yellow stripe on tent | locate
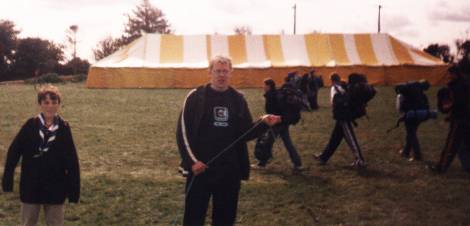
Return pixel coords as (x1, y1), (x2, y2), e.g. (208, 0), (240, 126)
(389, 37), (414, 64)
(354, 34), (379, 65)
(328, 34), (350, 65)
(160, 35), (183, 64)
(305, 34), (332, 66)
(228, 35), (247, 65)
(263, 35), (284, 66)
(206, 35), (212, 62)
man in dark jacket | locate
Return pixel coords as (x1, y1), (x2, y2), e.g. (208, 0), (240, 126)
(252, 78), (303, 170)
(430, 65), (470, 173)
(176, 55), (281, 226)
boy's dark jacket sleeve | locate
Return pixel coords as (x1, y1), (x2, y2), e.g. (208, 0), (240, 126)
(63, 123), (80, 203)
(2, 119), (31, 192)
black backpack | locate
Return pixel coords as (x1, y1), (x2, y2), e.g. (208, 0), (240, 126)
(278, 83), (303, 124)
(396, 81), (430, 113)
(333, 74), (376, 121)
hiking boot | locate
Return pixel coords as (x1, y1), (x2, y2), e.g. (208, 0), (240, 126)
(398, 149), (410, 159)
(351, 159), (367, 168)
(427, 163), (444, 174)
(408, 156), (422, 162)
(293, 165), (305, 172)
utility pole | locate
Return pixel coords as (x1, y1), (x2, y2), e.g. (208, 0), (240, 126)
(378, 5), (382, 33)
(293, 4), (297, 35)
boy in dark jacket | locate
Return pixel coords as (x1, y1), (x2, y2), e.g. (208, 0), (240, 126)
(252, 78), (303, 171)
(314, 73), (366, 167)
(176, 56), (280, 226)
(2, 84), (80, 226)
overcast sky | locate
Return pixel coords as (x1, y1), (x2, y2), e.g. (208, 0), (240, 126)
(1, 0), (469, 63)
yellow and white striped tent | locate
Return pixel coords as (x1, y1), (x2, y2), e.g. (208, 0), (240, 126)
(86, 33), (448, 88)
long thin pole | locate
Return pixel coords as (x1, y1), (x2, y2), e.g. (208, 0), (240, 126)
(378, 5), (382, 33)
(293, 4), (297, 34)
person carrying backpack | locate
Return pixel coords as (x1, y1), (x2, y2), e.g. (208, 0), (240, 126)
(252, 78), (303, 171)
(314, 73), (375, 168)
(429, 65), (470, 173)
(395, 80), (432, 161)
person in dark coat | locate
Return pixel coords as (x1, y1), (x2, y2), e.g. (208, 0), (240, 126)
(176, 55), (281, 226)
(429, 65), (470, 173)
(251, 78), (303, 171)
(2, 84), (80, 226)
(314, 73), (366, 168)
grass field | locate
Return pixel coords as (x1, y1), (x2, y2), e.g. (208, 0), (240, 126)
(0, 83), (469, 226)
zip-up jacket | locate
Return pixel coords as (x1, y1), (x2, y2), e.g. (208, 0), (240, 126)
(176, 84), (268, 180)
(2, 116), (80, 204)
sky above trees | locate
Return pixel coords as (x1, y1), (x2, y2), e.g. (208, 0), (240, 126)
(1, 0), (469, 62)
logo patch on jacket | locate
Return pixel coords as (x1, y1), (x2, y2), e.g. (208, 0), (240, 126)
(213, 106), (229, 127)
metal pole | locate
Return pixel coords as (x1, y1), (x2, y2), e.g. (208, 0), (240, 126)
(293, 4), (297, 34)
(378, 5), (382, 33)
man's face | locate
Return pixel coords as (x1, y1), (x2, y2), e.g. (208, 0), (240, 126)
(210, 62), (232, 91)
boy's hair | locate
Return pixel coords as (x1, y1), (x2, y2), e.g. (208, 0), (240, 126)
(209, 55), (232, 72)
(330, 73), (340, 83)
(37, 84), (61, 104)
(263, 78), (276, 90)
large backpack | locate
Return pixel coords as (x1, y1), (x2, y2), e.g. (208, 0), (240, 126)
(348, 74), (376, 119)
(333, 74), (376, 121)
(278, 83), (303, 124)
(396, 81), (430, 113)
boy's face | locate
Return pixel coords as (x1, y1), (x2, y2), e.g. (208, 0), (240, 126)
(39, 94), (60, 118)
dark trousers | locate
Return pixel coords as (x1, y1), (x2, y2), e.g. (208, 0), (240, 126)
(307, 92), (319, 110)
(318, 120), (364, 163)
(255, 124), (302, 167)
(183, 171), (241, 226)
(402, 120), (421, 158)
(437, 120), (470, 172)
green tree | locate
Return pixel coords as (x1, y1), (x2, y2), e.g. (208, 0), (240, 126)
(423, 43), (453, 63)
(0, 20), (20, 80)
(234, 25), (252, 35)
(455, 39), (470, 74)
(92, 0), (172, 61)
(120, 0), (172, 45)
(93, 36), (121, 61)
(12, 38), (64, 79)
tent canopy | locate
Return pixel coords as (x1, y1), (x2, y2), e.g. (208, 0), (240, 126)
(87, 33), (447, 88)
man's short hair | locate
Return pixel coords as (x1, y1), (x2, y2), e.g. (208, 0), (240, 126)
(37, 84), (61, 104)
(209, 55), (232, 72)
(330, 73), (341, 83)
(263, 78), (276, 90)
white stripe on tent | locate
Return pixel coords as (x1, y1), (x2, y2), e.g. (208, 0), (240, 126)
(280, 35), (310, 66)
(143, 34), (161, 67)
(183, 35), (208, 68)
(343, 34), (362, 65)
(245, 35), (270, 68)
(210, 35), (229, 58)
(370, 34), (398, 66)
(408, 50), (437, 65)
(118, 36), (146, 67)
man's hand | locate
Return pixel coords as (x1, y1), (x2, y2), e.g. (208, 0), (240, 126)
(191, 161), (208, 176)
(261, 114), (282, 127)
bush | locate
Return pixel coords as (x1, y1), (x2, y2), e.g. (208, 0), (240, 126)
(70, 73), (87, 83)
(25, 73), (63, 84)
